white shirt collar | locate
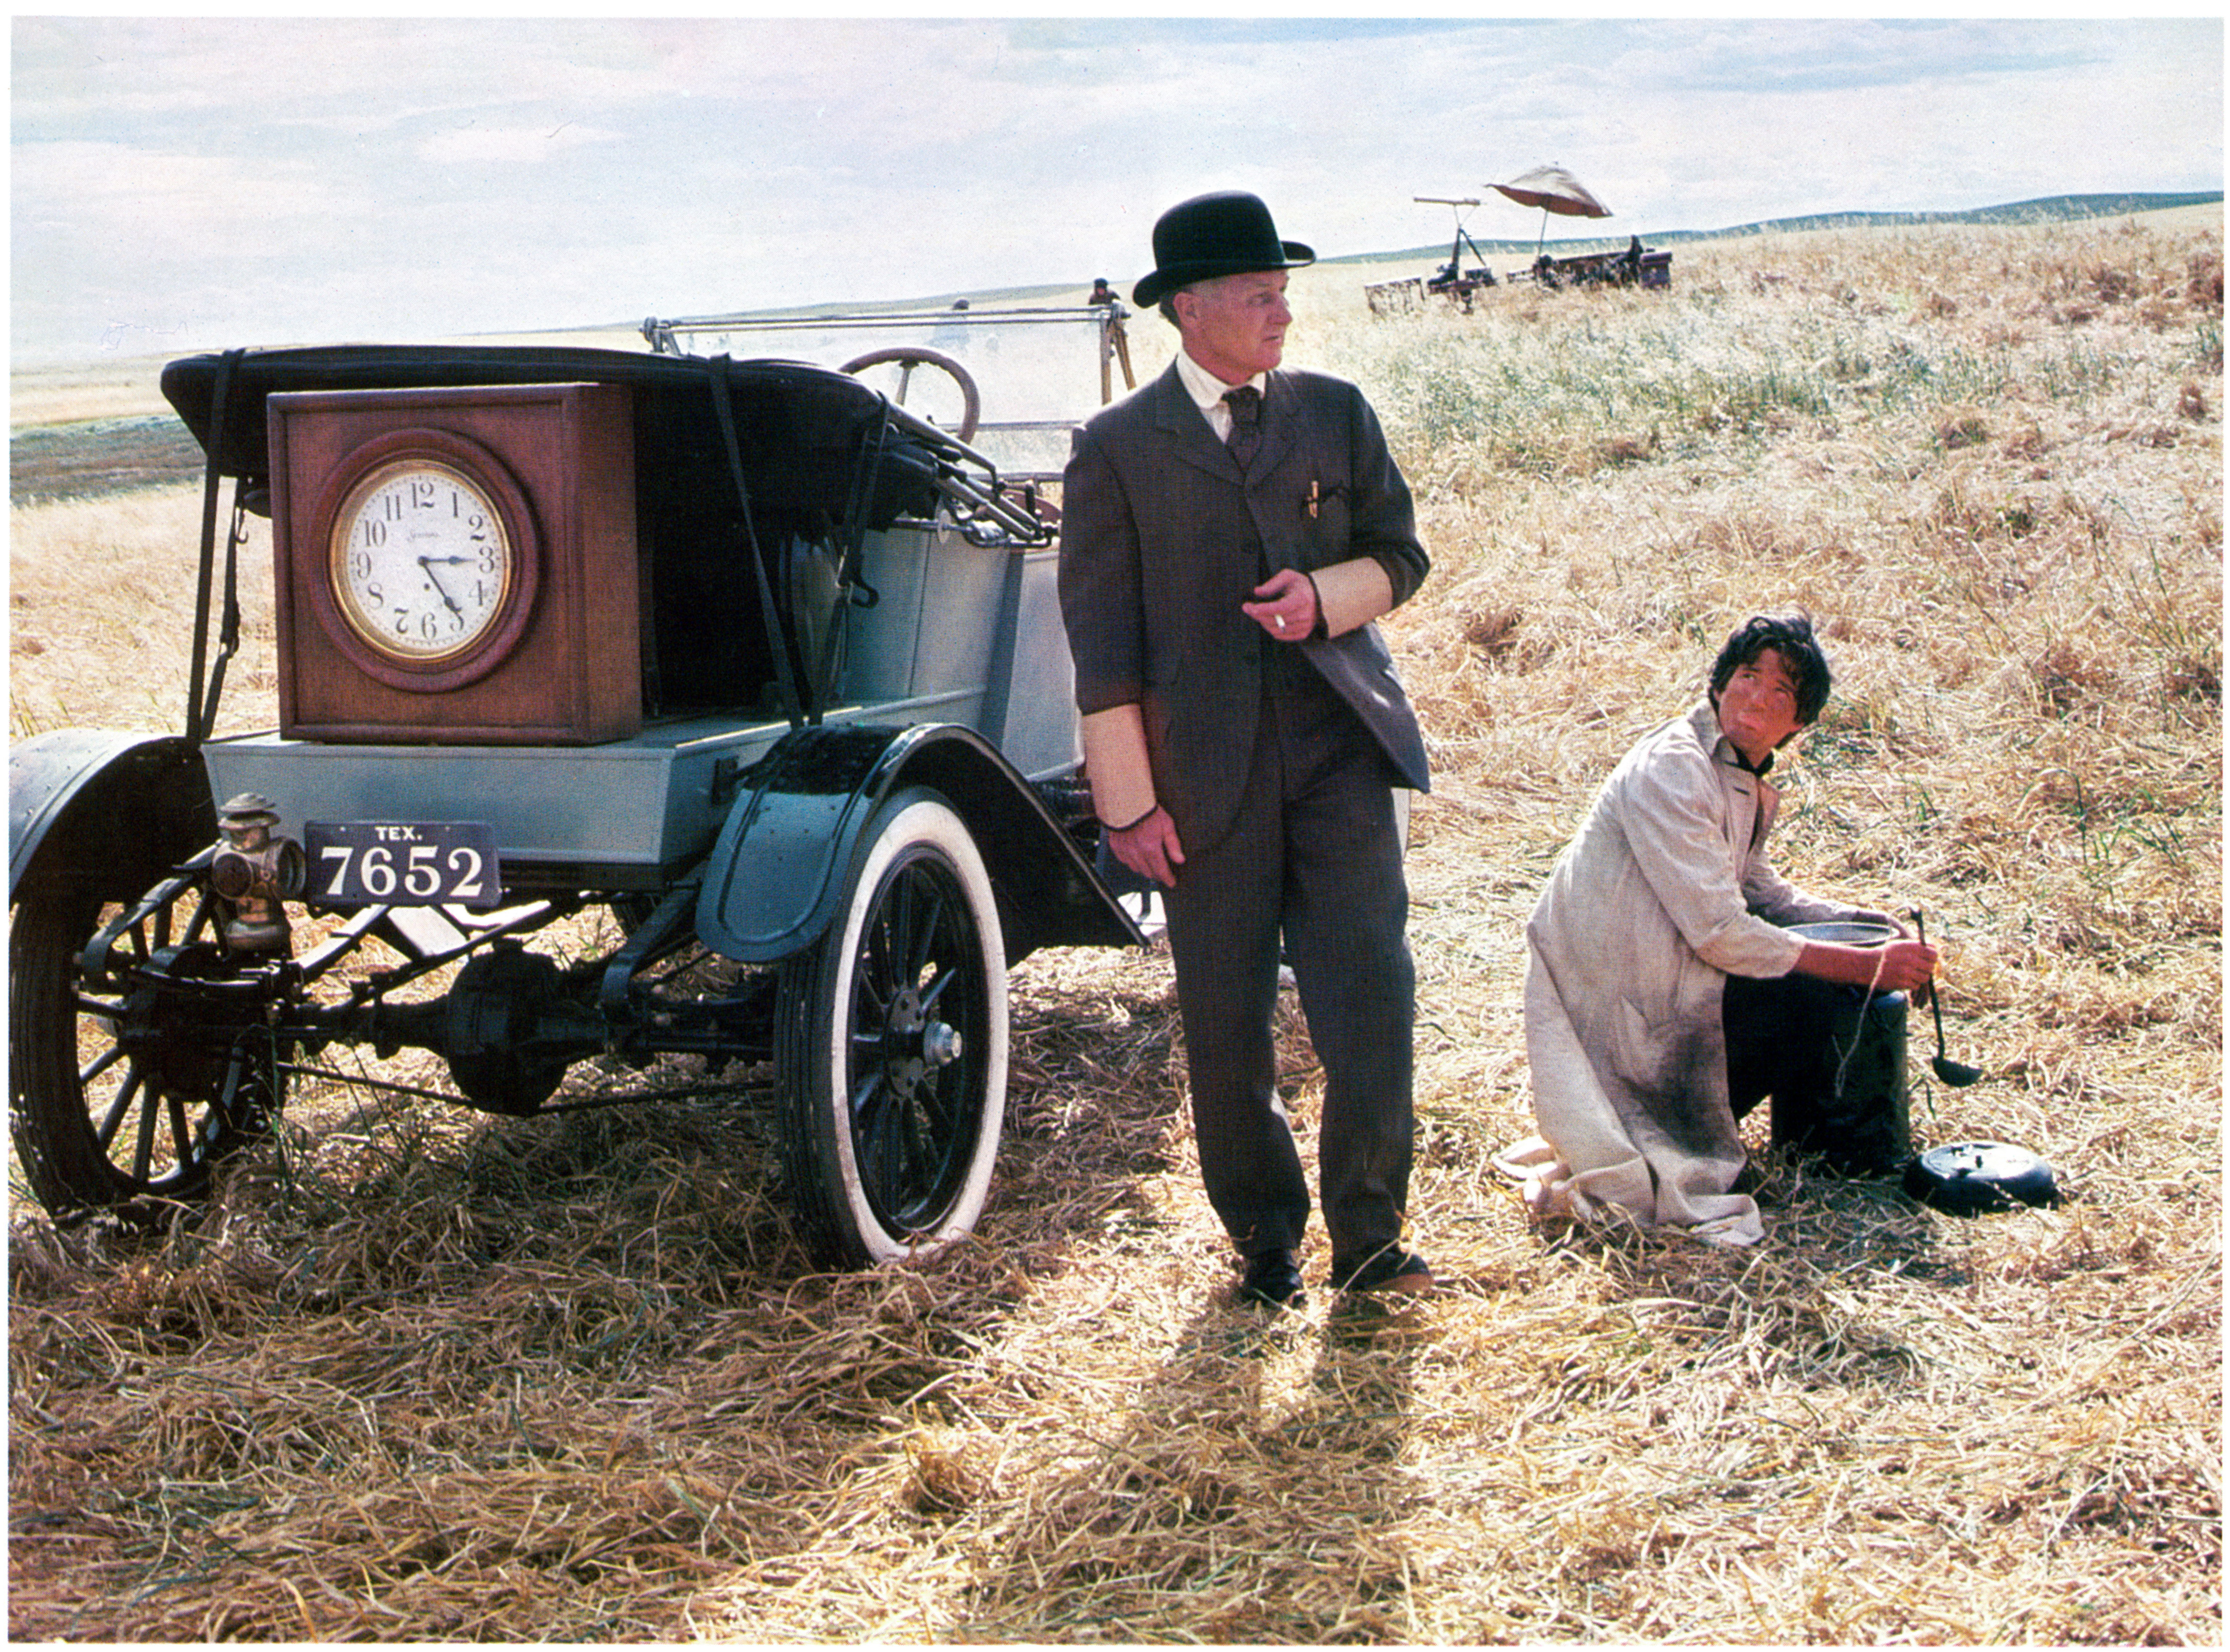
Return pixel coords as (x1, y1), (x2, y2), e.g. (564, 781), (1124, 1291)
(1175, 348), (1267, 427)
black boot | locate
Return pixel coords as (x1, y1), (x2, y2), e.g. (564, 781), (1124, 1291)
(1772, 988), (1912, 1177)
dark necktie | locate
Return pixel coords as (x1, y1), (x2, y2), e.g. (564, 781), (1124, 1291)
(1222, 384), (1262, 471)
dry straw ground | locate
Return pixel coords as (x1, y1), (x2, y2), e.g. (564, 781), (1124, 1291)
(10, 211), (2222, 1642)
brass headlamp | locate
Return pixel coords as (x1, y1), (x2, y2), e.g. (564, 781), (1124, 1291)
(210, 792), (306, 954)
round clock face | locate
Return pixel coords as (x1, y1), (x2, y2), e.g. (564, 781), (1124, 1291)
(328, 458), (516, 665)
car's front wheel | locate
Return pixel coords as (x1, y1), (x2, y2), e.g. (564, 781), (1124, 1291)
(775, 788), (1007, 1267)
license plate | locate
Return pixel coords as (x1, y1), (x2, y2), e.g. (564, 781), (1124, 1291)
(304, 821), (503, 909)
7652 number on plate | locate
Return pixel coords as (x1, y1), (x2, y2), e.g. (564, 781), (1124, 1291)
(304, 821), (503, 908)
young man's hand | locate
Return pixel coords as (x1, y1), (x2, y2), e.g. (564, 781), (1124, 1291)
(1798, 937), (1937, 995)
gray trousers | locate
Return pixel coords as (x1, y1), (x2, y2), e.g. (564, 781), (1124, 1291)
(1162, 651), (1416, 1266)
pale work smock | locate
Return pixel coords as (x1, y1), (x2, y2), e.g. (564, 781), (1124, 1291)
(1498, 702), (1864, 1245)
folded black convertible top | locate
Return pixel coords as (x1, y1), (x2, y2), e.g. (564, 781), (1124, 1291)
(160, 344), (942, 527)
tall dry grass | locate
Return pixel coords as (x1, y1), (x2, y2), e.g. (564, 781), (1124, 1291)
(9, 212), (2221, 1643)
(10, 487), (278, 738)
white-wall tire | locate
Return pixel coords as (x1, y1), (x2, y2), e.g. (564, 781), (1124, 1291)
(775, 788), (1007, 1267)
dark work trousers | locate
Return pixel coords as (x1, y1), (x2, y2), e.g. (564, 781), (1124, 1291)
(1162, 641), (1416, 1266)
(1723, 971), (1910, 1173)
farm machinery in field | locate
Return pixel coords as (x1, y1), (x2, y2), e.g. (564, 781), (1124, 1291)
(1365, 176), (1671, 316)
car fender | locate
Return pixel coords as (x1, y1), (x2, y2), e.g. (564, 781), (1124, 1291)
(694, 723), (1140, 966)
(9, 730), (217, 905)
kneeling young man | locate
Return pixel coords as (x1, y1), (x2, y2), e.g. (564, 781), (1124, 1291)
(1505, 613), (1936, 1245)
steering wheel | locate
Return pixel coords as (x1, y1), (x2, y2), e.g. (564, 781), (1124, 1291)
(840, 346), (981, 442)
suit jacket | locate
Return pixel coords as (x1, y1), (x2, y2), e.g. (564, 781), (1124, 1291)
(1057, 360), (1430, 853)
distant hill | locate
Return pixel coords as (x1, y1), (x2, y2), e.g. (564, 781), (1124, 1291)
(17, 191), (2219, 425)
(1340, 190), (2225, 266)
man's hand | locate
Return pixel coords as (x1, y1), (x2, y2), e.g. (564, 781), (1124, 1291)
(1871, 939), (1938, 995)
(1108, 806), (1186, 888)
(1242, 568), (1317, 640)
(1837, 911), (1934, 1002)
(1798, 937), (1937, 995)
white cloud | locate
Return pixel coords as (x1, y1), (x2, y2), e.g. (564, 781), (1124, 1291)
(415, 122), (624, 167)
(15, 139), (339, 223)
(10, 16), (2220, 364)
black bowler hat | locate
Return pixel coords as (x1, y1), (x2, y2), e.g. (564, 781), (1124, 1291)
(1131, 190), (1315, 308)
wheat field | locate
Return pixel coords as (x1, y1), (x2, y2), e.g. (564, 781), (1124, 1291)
(8, 211), (2221, 1642)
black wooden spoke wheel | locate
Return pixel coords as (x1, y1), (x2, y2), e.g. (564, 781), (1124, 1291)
(10, 879), (281, 1220)
(777, 789), (1007, 1266)
(839, 347), (981, 442)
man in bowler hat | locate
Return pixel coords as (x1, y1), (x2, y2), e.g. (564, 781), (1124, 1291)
(1057, 190), (1434, 1307)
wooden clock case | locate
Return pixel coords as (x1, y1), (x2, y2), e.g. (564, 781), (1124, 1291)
(269, 382), (641, 743)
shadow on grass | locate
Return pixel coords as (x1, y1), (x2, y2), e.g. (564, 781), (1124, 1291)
(6, 968), (1206, 1640)
(951, 1291), (1424, 1641)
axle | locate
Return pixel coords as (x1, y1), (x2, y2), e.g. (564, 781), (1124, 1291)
(84, 824), (779, 1119)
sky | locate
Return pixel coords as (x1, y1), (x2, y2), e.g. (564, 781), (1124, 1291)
(11, 15), (2223, 366)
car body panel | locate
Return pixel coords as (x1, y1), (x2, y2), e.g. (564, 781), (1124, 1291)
(9, 729), (215, 901)
(696, 722), (1132, 966)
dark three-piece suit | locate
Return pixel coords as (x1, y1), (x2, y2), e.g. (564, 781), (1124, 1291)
(1057, 358), (1430, 1271)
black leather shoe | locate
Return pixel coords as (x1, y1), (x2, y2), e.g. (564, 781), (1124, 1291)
(1331, 1247), (1434, 1296)
(1236, 1248), (1306, 1309)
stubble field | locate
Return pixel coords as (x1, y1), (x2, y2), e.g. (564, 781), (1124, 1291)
(9, 210), (2222, 1641)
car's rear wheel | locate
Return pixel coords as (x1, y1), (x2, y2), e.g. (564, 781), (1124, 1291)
(10, 878), (281, 1220)
(775, 789), (1006, 1267)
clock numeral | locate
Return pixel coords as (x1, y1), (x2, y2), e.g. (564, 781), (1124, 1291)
(333, 461), (510, 660)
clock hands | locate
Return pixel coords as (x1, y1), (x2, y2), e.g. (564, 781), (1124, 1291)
(417, 555), (468, 620)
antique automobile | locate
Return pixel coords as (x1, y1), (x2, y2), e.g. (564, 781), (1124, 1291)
(8, 299), (1148, 1267)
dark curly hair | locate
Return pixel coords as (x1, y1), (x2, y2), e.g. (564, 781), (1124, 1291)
(1708, 612), (1833, 726)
